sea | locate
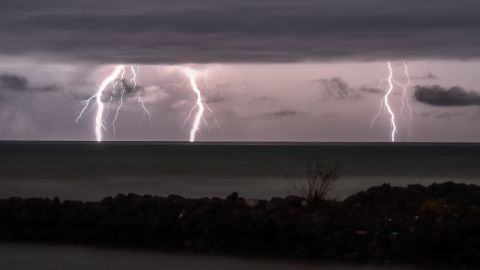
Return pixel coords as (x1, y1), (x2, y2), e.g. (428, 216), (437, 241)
(0, 141), (479, 200)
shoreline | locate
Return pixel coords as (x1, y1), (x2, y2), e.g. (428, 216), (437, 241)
(1, 182), (480, 267)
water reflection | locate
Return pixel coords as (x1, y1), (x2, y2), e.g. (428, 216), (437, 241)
(0, 243), (430, 270)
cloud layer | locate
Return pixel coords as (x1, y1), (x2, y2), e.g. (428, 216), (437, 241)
(0, 74), (29, 91)
(414, 85), (480, 106)
(0, 73), (58, 92)
(1, 0), (480, 63)
(313, 77), (363, 101)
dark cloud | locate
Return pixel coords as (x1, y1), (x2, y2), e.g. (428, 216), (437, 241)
(251, 96), (273, 103)
(256, 110), (298, 118)
(0, 74), (28, 91)
(205, 94), (227, 104)
(434, 111), (467, 119)
(96, 79), (144, 102)
(0, 73), (59, 92)
(414, 85), (480, 106)
(269, 110), (297, 117)
(40, 85), (59, 91)
(416, 110), (467, 119)
(417, 111), (433, 118)
(206, 96), (226, 104)
(0, 0), (480, 63)
(359, 87), (384, 96)
(411, 72), (438, 81)
(313, 77), (363, 101)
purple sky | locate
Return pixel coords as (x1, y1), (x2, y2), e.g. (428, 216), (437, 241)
(1, 60), (480, 142)
(1, 0), (480, 142)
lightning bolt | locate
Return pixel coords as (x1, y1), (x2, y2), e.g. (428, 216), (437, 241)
(76, 65), (151, 142)
(370, 61), (415, 142)
(129, 65), (152, 120)
(94, 65), (125, 142)
(370, 61), (397, 142)
(112, 66), (127, 136)
(393, 62), (413, 134)
(75, 95), (95, 124)
(370, 98), (384, 131)
(184, 68), (205, 142)
(384, 62), (397, 142)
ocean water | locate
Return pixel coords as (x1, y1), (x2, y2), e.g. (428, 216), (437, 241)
(1, 142), (479, 200)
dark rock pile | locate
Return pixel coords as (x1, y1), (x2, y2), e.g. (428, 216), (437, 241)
(1, 182), (480, 267)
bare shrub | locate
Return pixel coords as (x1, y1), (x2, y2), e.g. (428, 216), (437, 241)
(288, 160), (343, 205)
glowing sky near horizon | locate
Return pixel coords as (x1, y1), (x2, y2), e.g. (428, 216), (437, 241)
(1, 57), (480, 142)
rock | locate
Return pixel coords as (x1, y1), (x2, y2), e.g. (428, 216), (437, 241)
(266, 197), (284, 212)
(0, 182), (480, 267)
(312, 212), (330, 226)
(226, 192), (239, 202)
(344, 252), (364, 261)
(285, 196), (303, 207)
(167, 194), (185, 202)
(245, 199), (259, 208)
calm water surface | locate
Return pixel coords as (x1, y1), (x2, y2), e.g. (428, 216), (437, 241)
(0, 243), (430, 270)
(0, 142), (479, 200)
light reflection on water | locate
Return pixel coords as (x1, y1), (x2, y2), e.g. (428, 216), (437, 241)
(0, 243), (424, 270)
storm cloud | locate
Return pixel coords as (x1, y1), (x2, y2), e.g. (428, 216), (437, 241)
(313, 77), (363, 101)
(414, 85), (480, 106)
(0, 74), (29, 91)
(359, 87), (384, 96)
(434, 111), (467, 120)
(254, 110), (298, 119)
(411, 72), (438, 81)
(100, 79), (144, 102)
(0, 73), (58, 92)
(1, 0), (480, 63)
(266, 110), (297, 117)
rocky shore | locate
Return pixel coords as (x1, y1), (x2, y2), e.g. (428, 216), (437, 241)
(1, 182), (480, 267)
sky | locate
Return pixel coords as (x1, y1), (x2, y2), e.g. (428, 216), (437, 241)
(1, 0), (480, 142)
